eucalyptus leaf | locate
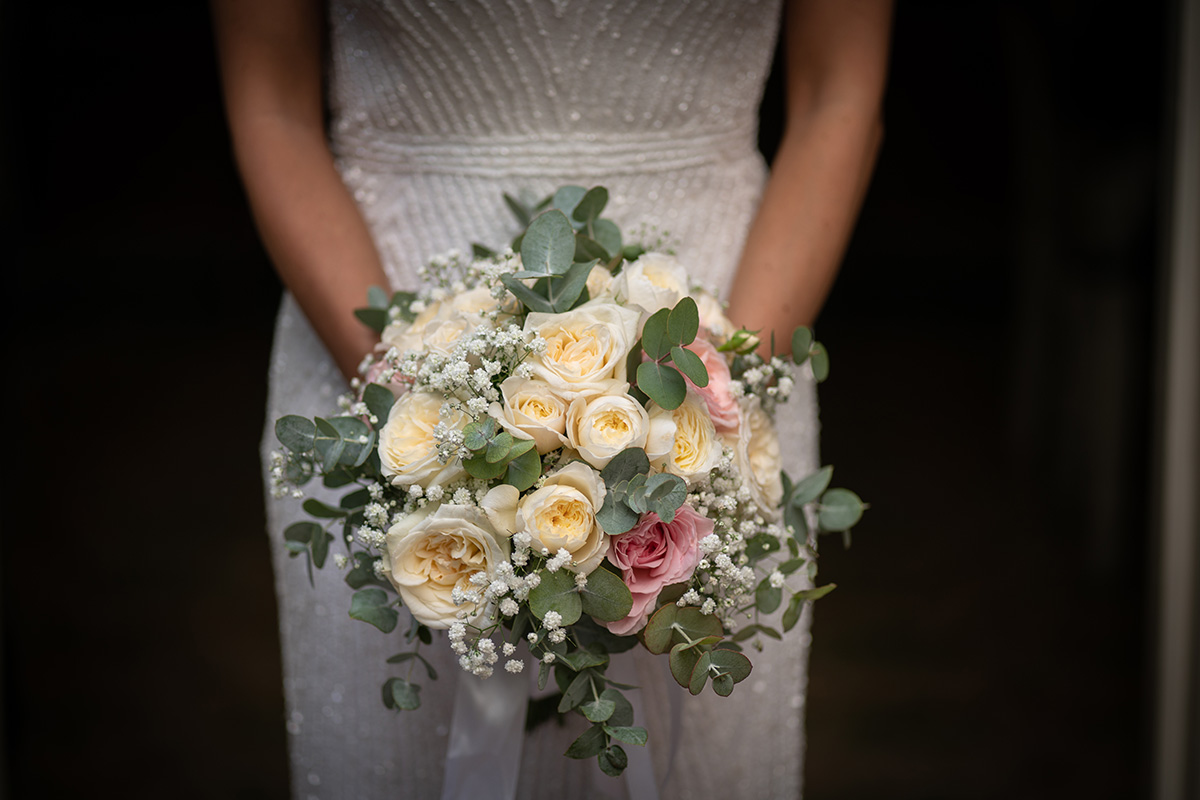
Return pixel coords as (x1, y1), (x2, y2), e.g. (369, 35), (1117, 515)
(784, 503), (810, 542)
(791, 327), (813, 363)
(598, 745), (628, 777)
(486, 431), (516, 463)
(600, 688), (635, 727)
(548, 258), (597, 312)
(339, 487), (372, 510)
(669, 641), (703, 689)
(666, 296), (699, 346)
(501, 274), (554, 313)
(818, 488), (864, 531)
(637, 362), (686, 410)
(572, 186), (608, 224)
(367, 285), (389, 309)
(284, 521), (320, 547)
(782, 593), (805, 633)
(579, 565), (634, 622)
(464, 453), (508, 481)
(553, 649), (608, 672)
(810, 342), (830, 382)
(575, 235), (610, 263)
(730, 624), (782, 643)
(528, 568), (582, 626)
(504, 447), (542, 492)
(708, 648), (753, 684)
(564, 724), (607, 759)
(363, 383), (396, 424)
(600, 448), (650, 485)
(462, 418), (495, 452)
(596, 494), (640, 536)
(793, 583), (837, 602)
(302, 498), (347, 519)
(643, 473), (687, 523)
(386, 677), (422, 711)
(790, 466), (833, 507)
(670, 345), (709, 387)
(390, 291), (419, 322)
(640, 308), (672, 359)
(551, 186), (588, 224)
(349, 588), (399, 633)
(354, 307), (389, 333)
(276, 416), (316, 453)
(755, 579), (783, 615)
(603, 726), (648, 747)
(711, 673), (735, 697)
(592, 219), (622, 258)
(310, 528), (334, 568)
(345, 552), (389, 590)
(582, 697), (616, 723)
(688, 651), (712, 695)
(472, 242), (497, 259)
(558, 670), (594, 713)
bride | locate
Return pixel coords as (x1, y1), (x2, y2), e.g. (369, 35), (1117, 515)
(213, 1), (890, 797)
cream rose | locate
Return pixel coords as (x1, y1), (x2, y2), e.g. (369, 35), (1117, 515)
(612, 252), (690, 315)
(380, 300), (444, 355)
(382, 504), (509, 629)
(694, 290), (736, 343)
(483, 462), (609, 573)
(378, 391), (468, 488)
(491, 376), (570, 454)
(651, 391), (722, 483)
(725, 395), (784, 517)
(586, 264), (615, 300)
(525, 301), (641, 398)
(566, 390), (651, 469)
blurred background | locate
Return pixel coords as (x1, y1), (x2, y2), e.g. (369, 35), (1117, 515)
(2, 1), (1196, 798)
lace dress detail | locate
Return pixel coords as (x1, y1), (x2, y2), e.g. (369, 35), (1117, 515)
(262, 2), (819, 797)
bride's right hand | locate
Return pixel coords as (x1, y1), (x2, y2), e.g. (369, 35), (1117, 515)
(211, 0), (390, 383)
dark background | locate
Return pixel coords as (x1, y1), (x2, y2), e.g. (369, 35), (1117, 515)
(2, 1), (1176, 797)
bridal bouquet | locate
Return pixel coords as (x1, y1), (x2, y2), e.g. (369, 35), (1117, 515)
(269, 186), (864, 777)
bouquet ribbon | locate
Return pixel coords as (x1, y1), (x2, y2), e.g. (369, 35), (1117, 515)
(440, 655), (664, 800)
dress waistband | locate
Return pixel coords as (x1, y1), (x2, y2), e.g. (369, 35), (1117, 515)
(331, 122), (759, 178)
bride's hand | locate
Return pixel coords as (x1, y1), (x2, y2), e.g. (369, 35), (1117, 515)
(212, 0), (389, 382)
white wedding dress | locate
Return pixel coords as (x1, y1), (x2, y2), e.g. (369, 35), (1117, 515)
(262, 1), (819, 797)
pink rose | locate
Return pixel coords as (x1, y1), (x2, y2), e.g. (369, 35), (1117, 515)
(363, 359), (411, 402)
(684, 338), (739, 434)
(603, 505), (711, 636)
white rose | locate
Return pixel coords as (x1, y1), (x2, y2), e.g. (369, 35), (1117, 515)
(492, 376), (570, 454)
(381, 300), (444, 355)
(383, 504), (509, 629)
(566, 389), (651, 469)
(421, 309), (477, 357)
(485, 462), (609, 573)
(694, 290), (736, 343)
(378, 391), (468, 488)
(612, 252), (690, 315)
(449, 285), (500, 317)
(586, 264), (615, 300)
(652, 391), (722, 483)
(725, 395), (784, 517)
(525, 301), (641, 399)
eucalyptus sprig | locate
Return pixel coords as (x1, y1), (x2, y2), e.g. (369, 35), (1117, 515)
(627, 296), (709, 410)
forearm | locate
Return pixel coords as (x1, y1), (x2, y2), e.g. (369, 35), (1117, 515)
(727, 101), (882, 354)
(232, 114), (388, 382)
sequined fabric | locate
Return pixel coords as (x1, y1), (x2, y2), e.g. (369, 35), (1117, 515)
(263, 2), (818, 797)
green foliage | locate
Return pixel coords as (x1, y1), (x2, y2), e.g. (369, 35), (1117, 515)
(604, 726), (647, 746)
(578, 566), (634, 622)
(528, 568), (582, 626)
(349, 588), (399, 634)
(521, 209), (576, 277)
(818, 488), (864, 531)
(565, 725), (608, 759)
(788, 466), (833, 507)
(642, 604), (724, 655)
(302, 498), (346, 519)
(381, 677), (421, 711)
(808, 342), (830, 382)
(630, 298), (709, 409)
(754, 578), (783, 615)
(314, 416), (374, 471)
(461, 417), (542, 489)
(276, 416), (316, 453)
(791, 326), (814, 362)
(598, 745), (628, 777)
(731, 624), (782, 643)
(345, 552), (390, 590)
(363, 383), (396, 424)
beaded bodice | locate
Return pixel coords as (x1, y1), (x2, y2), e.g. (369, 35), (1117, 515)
(326, 0), (785, 292)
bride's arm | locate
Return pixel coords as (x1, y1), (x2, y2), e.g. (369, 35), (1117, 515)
(726, 0), (893, 353)
(212, 0), (388, 382)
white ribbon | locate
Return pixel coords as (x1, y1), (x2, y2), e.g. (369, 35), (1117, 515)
(440, 666), (528, 800)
